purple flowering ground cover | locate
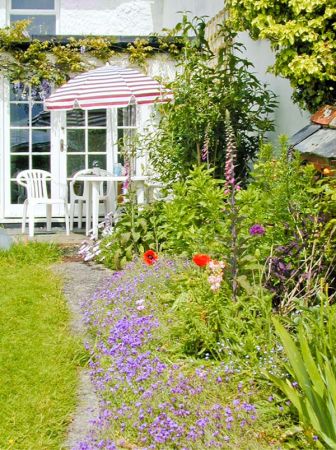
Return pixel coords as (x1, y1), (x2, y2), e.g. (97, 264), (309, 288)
(75, 258), (281, 449)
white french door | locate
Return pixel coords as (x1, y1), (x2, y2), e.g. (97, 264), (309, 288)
(3, 80), (139, 220)
(4, 81), (54, 218)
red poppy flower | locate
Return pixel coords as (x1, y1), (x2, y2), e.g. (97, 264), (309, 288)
(192, 253), (211, 267)
(143, 250), (158, 265)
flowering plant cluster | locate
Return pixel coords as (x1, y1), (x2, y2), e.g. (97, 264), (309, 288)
(192, 254), (225, 292)
(208, 260), (226, 292)
(78, 213), (114, 262)
(76, 258), (263, 449)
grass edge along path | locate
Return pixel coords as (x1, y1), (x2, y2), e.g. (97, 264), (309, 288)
(0, 243), (84, 450)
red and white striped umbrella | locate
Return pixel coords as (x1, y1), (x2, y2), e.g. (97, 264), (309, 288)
(44, 65), (172, 111)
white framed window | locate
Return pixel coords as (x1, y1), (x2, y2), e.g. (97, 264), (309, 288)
(9, 83), (51, 205)
(65, 105), (138, 177)
(9, 0), (58, 35)
(65, 109), (108, 181)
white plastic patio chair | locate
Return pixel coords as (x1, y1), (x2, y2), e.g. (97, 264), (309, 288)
(69, 168), (115, 231)
(16, 169), (70, 237)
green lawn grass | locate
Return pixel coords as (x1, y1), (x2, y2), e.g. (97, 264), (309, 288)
(0, 243), (83, 449)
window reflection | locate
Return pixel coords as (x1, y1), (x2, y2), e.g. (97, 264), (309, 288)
(32, 155), (50, 172)
(88, 109), (106, 127)
(10, 129), (29, 153)
(88, 155), (106, 170)
(118, 105), (136, 127)
(67, 109), (85, 127)
(67, 129), (85, 153)
(32, 130), (51, 152)
(32, 104), (50, 127)
(10, 103), (29, 126)
(10, 15), (56, 35)
(67, 155), (85, 178)
(88, 129), (106, 152)
(11, 155), (29, 177)
(12, 0), (55, 9)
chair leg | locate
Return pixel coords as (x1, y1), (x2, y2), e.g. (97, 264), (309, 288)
(46, 204), (52, 232)
(78, 200), (83, 229)
(64, 203), (70, 236)
(69, 200), (75, 231)
(28, 205), (35, 238)
(22, 200), (28, 234)
(85, 200), (91, 236)
(104, 199), (109, 218)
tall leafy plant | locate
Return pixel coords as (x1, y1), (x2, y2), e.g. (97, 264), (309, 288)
(146, 17), (277, 183)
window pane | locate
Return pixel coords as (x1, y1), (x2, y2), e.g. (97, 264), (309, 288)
(10, 103), (29, 126)
(117, 127), (124, 144)
(12, 0), (54, 10)
(32, 104), (50, 126)
(88, 155), (106, 170)
(10, 83), (28, 101)
(11, 181), (27, 204)
(88, 109), (106, 127)
(67, 129), (85, 153)
(117, 127), (136, 150)
(117, 153), (125, 166)
(88, 129), (106, 153)
(32, 155), (50, 172)
(10, 15), (56, 35)
(11, 155), (29, 177)
(32, 129), (50, 152)
(118, 105), (136, 127)
(10, 129), (29, 153)
(67, 110), (85, 127)
(67, 155), (85, 178)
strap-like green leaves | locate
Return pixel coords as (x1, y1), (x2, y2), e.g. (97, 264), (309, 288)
(265, 318), (336, 448)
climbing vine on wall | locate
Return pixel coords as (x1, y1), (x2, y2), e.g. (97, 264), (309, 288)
(0, 20), (181, 92)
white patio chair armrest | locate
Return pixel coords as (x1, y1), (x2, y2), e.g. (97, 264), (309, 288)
(16, 172), (28, 188)
(69, 179), (76, 193)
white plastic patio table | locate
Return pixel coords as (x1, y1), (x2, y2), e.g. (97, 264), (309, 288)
(74, 175), (147, 239)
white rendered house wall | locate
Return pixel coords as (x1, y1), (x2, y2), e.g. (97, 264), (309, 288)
(0, 1), (224, 35)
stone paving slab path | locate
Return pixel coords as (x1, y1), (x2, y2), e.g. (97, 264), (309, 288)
(52, 260), (112, 449)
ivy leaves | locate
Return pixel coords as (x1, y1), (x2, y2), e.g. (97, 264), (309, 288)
(226, 0), (336, 111)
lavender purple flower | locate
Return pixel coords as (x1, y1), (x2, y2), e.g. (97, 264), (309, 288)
(74, 258), (260, 449)
(249, 224), (265, 236)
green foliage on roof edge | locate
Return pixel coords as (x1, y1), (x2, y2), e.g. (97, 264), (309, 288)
(0, 20), (183, 88)
(226, 0), (336, 112)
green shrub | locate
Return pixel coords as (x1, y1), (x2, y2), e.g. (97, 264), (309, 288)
(156, 259), (275, 366)
(99, 166), (226, 269)
(237, 138), (318, 255)
(159, 165), (226, 255)
(99, 200), (166, 269)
